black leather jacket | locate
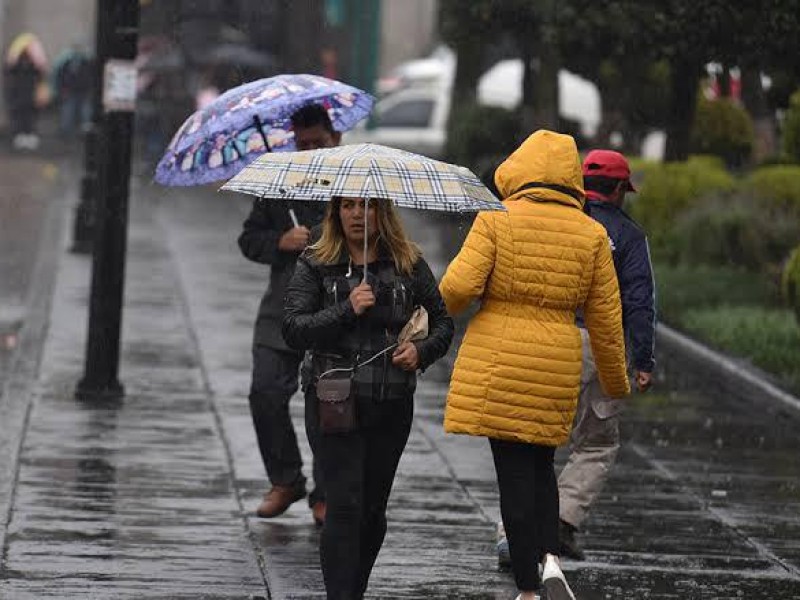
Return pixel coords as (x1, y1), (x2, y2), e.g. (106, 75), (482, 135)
(283, 247), (454, 403)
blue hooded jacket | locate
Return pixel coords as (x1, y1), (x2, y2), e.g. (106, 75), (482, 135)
(581, 198), (656, 373)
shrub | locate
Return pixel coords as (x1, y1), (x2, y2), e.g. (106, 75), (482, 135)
(626, 156), (659, 177)
(782, 89), (800, 163)
(690, 96), (754, 168)
(783, 245), (800, 323)
(671, 190), (800, 272)
(445, 103), (522, 172)
(680, 306), (800, 394)
(627, 156), (735, 259)
(744, 165), (800, 215)
(654, 263), (780, 326)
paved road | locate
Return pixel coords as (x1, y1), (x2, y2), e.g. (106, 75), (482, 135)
(0, 155), (799, 599)
(157, 182), (800, 599)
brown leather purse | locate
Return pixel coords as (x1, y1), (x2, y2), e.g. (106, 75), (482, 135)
(313, 306), (427, 434)
(316, 372), (356, 434)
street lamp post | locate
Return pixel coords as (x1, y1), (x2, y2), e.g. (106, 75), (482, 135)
(70, 2), (106, 255)
(70, 127), (98, 255)
(75, 0), (140, 401)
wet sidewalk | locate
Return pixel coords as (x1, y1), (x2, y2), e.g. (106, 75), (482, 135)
(1, 175), (799, 599)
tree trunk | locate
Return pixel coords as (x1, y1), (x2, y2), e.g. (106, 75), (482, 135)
(741, 64), (777, 163)
(596, 80), (626, 148)
(717, 65), (731, 98)
(664, 57), (703, 162)
(519, 42), (536, 133)
(531, 30), (559, 132)
(451, 37), (483, 109)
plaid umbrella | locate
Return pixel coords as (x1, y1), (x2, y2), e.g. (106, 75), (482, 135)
(221, 143), (504, 282)
(220, 143), (504, 213)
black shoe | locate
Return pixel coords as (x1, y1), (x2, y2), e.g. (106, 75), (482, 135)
(558, 520), (586, 560)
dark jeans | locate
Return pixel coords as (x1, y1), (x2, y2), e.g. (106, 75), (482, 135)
(490, 439), (559, 592)
(59, 94), (90, 137)
(310, 392), (413, 600)
(249, 344), (323, 504)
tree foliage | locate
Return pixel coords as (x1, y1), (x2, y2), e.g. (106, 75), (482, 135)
(440, 0), (800, 161)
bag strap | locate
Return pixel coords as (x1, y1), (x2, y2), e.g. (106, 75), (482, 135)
(317, 343), (399, 381)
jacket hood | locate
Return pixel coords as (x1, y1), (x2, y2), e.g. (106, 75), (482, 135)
(495, 130), (585, 209)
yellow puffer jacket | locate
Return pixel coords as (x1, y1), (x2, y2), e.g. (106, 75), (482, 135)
(440, 130), (630, 446)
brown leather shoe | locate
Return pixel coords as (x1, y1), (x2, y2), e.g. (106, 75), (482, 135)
(311, 500), (326, 527)
(256, 482), (306, 518)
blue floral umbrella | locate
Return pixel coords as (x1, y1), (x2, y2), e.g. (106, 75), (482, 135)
(154, 74), (375, 186)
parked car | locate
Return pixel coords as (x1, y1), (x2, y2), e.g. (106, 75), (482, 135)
(344, 82), (451, 159)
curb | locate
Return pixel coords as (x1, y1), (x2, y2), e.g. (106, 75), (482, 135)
(656, 323), (800, 416)
(0, 175), (69, 560)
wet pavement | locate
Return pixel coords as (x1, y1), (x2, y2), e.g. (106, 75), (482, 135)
(0, 153), (799, 599)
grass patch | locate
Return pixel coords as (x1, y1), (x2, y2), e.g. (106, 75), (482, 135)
(681, 306), (800, 394)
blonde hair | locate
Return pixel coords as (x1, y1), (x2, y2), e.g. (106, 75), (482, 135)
(311, 197), (421, 275)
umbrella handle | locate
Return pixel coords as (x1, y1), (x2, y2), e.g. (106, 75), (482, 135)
(362, 198), (371, 285)
(252, 115), (271, 153)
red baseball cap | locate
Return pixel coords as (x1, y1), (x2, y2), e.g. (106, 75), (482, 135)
(582, 149), (636, 192)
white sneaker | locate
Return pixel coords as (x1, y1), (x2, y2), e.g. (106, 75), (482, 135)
(541, 554), (576, 600)
(514, 594), (541, 600)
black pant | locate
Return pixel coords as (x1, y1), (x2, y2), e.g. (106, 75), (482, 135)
(249, 344), (323, 504)
(311, 393), (413, 600)
(490, 439), (559, 591)
(9, 105), (36, 135)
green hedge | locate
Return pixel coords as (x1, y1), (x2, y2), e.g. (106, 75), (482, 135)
(783, 245), (800, 322)
(627, 156), (735, 259)
(690, 97), (754, 168)
(671, 190), (800, 272)
(744, 165), (800, 214)
(654, 263), (779, 325)
(782, 89), (800, 163)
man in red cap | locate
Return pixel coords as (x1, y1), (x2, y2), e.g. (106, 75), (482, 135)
(557, 149), (656, 559)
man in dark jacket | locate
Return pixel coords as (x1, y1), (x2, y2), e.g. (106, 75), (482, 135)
(557, 149), (656, 559)
(238, 104), (340, 524)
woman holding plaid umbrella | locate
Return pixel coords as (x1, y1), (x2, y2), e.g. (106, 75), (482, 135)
(282, 195), (453, 599)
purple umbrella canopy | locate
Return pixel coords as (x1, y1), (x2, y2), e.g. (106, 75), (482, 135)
(154, 74), (375, 186)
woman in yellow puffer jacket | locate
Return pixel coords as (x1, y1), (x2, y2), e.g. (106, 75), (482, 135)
(440, 130), (629, 600)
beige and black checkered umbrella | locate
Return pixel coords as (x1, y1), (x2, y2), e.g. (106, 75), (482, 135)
(220, 143), (504, 213)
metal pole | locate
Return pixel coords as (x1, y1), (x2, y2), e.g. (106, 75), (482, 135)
(76, 0), (140, 401)
(70, 3), (105, 254)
